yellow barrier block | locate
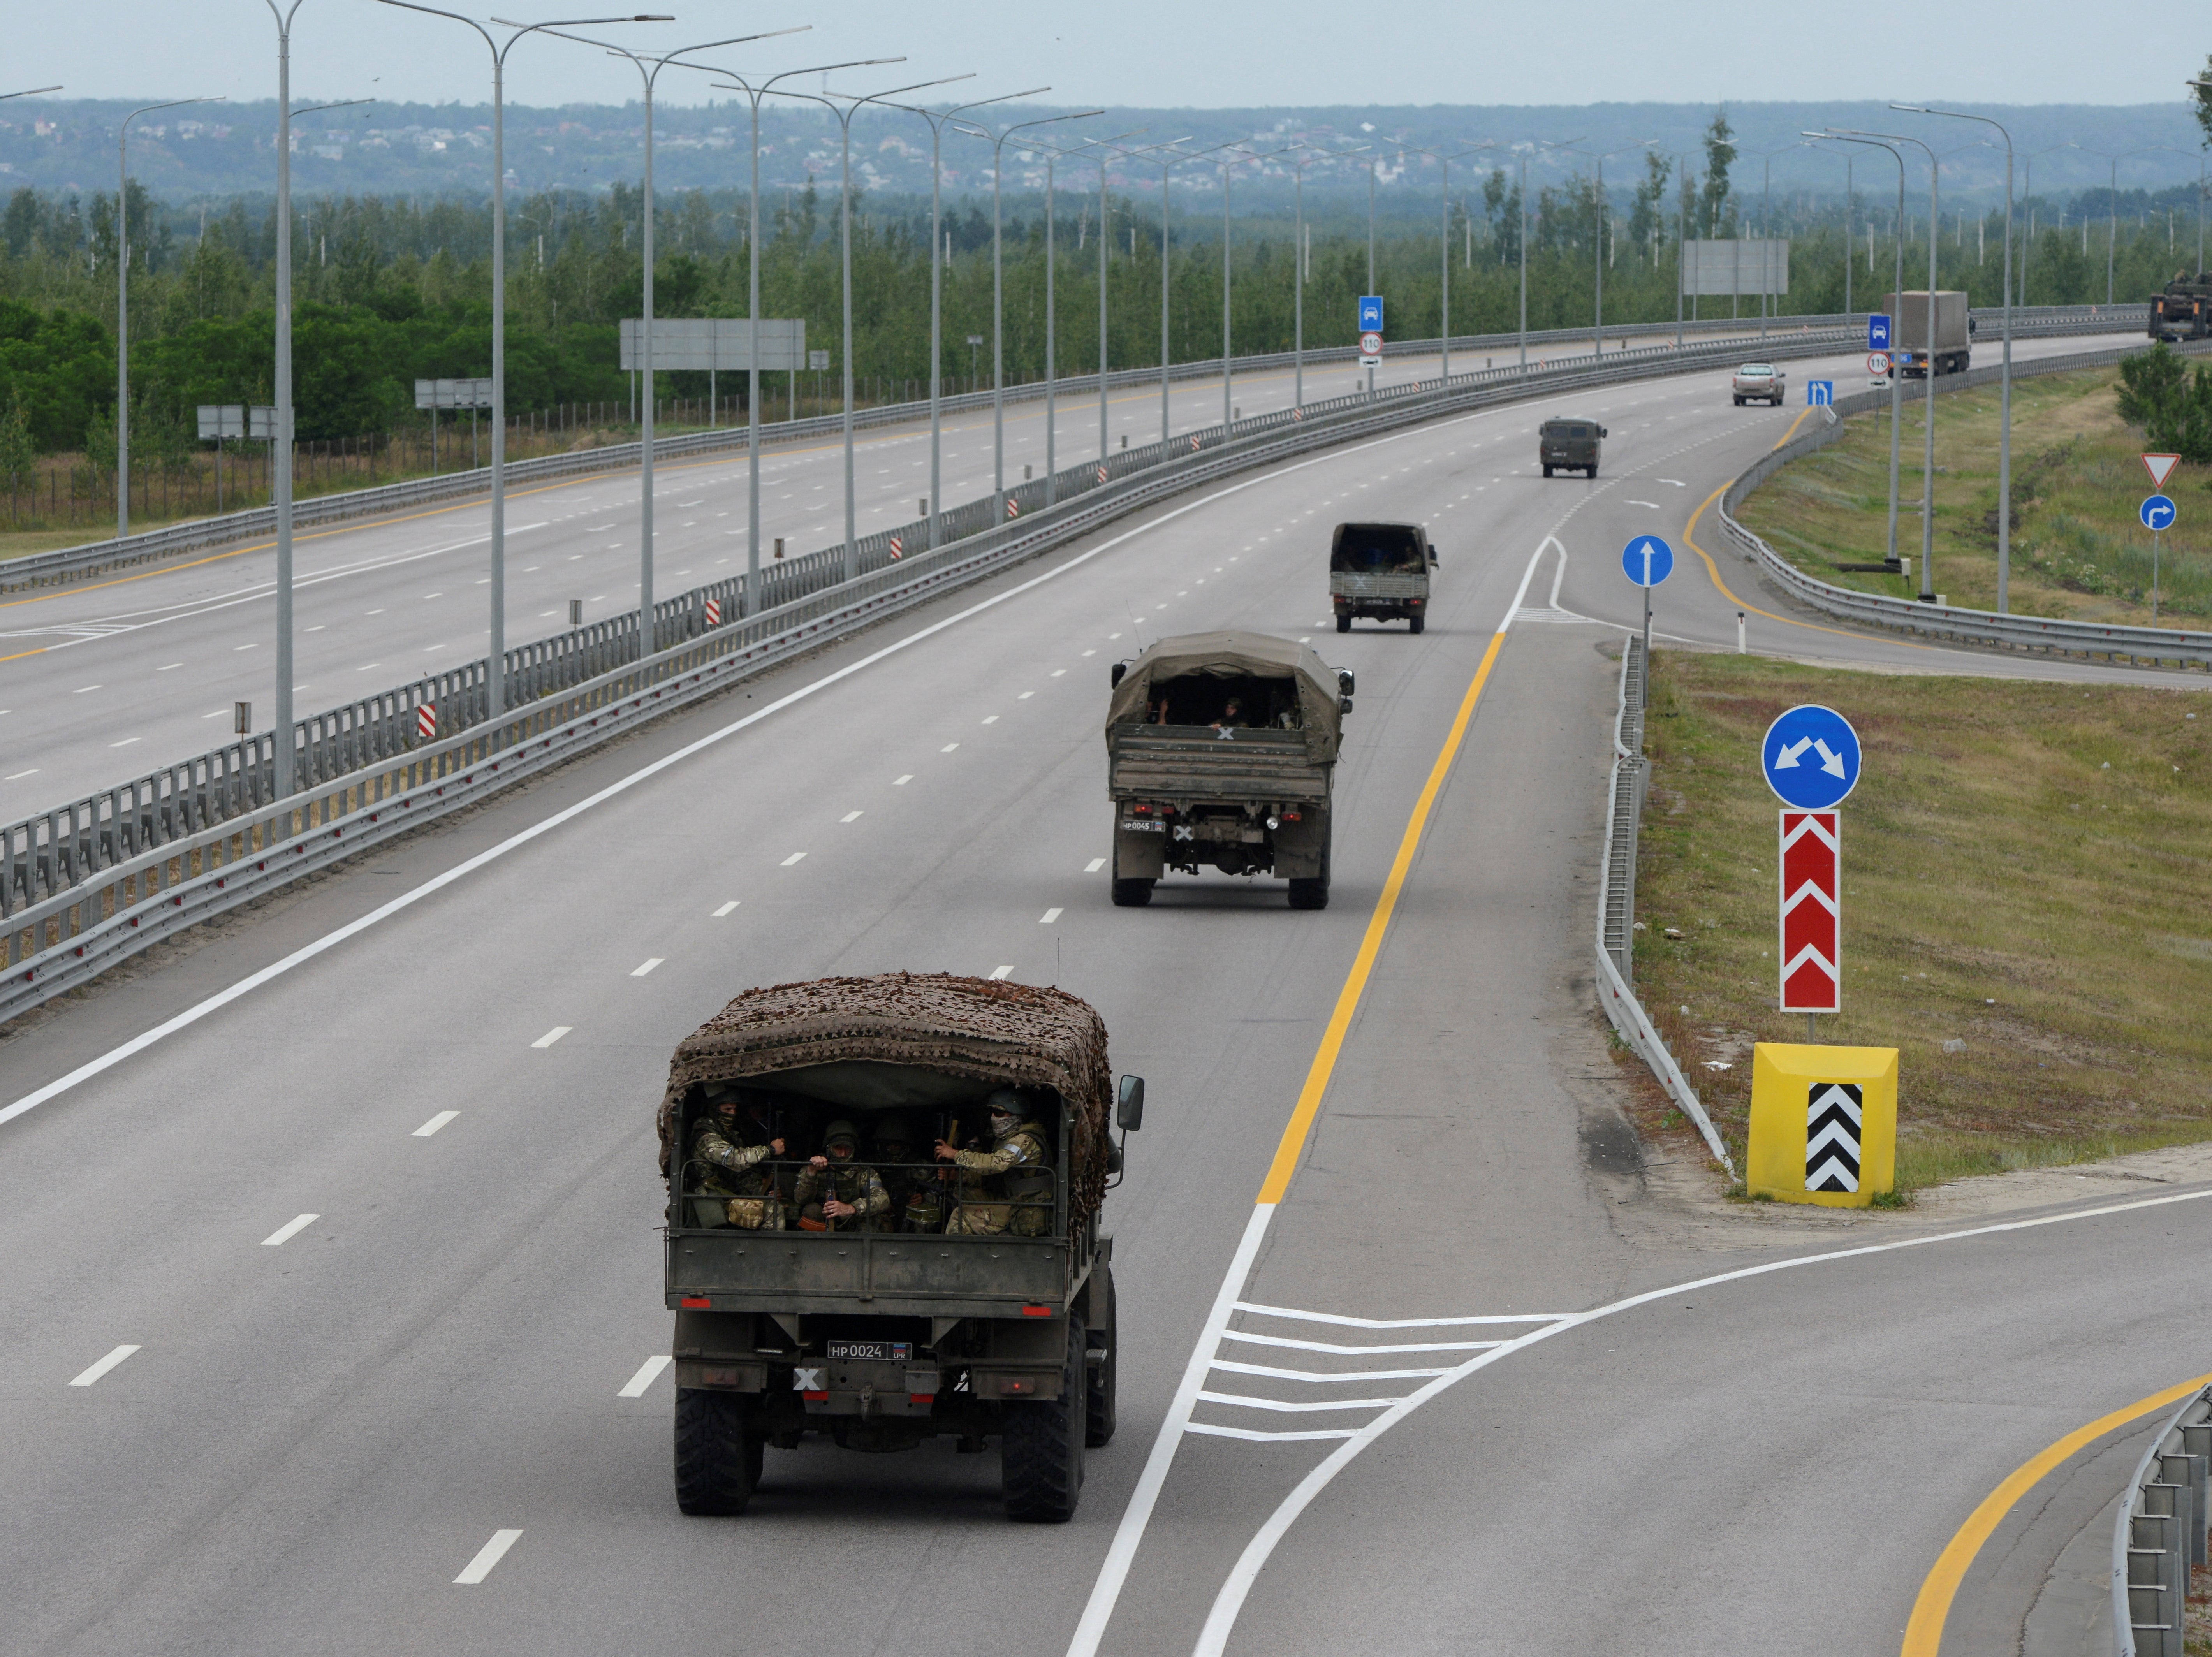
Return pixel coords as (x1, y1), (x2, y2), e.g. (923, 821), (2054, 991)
(1747, 1043), (1898, 1207)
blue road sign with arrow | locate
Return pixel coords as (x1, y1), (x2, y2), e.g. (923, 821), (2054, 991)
(1761, 705), (1863, 809)
(1358, 295), (1384, 331)
(2141, 494), (2178, 531)
(1868, 314), (1892, 351)
(1621, 535), (1674, 587)
(1808, 381), (1834, 406)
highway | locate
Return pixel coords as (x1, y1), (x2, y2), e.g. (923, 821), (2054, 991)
(2, 315), (2204, 1657)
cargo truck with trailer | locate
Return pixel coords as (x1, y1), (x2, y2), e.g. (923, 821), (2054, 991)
(1885, 289), (1972, 377)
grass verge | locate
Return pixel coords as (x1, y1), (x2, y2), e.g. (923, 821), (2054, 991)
(1628, 650), (2212, 1191)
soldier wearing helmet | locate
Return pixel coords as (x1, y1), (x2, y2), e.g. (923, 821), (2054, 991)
(936, 1089), (1053, 1237)
(794, 1119), (891, 1231)
(690, 1083), (786, 1230)
(868, 1114), (938, 1233)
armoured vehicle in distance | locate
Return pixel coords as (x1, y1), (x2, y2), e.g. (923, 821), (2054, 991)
(1885, 289), (1972, 378)
(660, 973), (1141, 1523)
(1330, 521), (1439, 633)
(2149, 271), (2212, 342)
(1539, 415), (1607, 478)
(1105, 631), (1352, 910)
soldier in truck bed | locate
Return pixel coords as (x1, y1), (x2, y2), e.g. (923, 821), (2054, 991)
(866, 1114), (940, 1233)
(794, 1119), (892, 1230)
(691, 1085), (786, 1229)
(935, 1090), (1053, 1237)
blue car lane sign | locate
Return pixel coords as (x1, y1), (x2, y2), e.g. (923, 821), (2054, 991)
(1621, 535), (1674, 588)
(2141, 494), (2178, 532)
(1868, 314), (1892, 352)
(1761, 704), (1863, 809)
(1358, 295), (1384, 332)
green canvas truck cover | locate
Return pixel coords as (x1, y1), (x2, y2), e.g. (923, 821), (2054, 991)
(1104, 630), (1343, 764)
(656, 973), (1115, 1218)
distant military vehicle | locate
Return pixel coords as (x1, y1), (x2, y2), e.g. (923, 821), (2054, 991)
(661, 973), (1140, 1523)
(1539, 415), (1607, 478)
(2149, 271), (2212, 342)
(1329, 521), (1438, 633)
(1885, 289), (1972, 378)
(1105, 631), (1352, 910)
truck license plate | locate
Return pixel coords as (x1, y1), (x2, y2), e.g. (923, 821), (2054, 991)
(827, 1340), (912, 1362)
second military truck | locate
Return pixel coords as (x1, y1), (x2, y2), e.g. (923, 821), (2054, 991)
(1329, 521), (1438, 633)
(1539, 415), (1607, 478)
(1105, 631), (1352, 909)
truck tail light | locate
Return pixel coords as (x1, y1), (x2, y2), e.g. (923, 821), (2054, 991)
(1283, 809), (1301, 822)
(1022, 1305), (1052, 1317)
(1133, 802), (1151, 815)
(803, 1390), (829, 1402)
(680, 1296), (711, 1309)
(910, 1392), (937, 1405)
(1001, 1378), (1035, 1395)
(1408, 598), (1423, 606)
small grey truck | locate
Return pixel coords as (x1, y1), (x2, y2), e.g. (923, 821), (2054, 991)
(1539, 415), (1607, 478)
(662, 972), (1140, 1523)
(1105, 631), (1351, 910)
(1329, 521), (1438, 633)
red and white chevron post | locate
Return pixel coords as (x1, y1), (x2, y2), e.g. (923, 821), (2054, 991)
(704, 597), (722, 627)
(1778, 810), (1840, 1013)
(416, 702), (437, 741)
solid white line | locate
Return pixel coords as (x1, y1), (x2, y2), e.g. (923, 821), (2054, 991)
(618, 1354), (673, 1398)
(1039, 908), (1063, 924)
(1185, 1423), (1358, 1443)
(630, 958), (663, 977)
(1212, 1358), (1452, 1384)
(1195, 1390), (1398, 1413)
(1234, 1301), (1570, 1329)
(1189, 1183), (2212, 1656)
(68, 1344), (141, 1387)
(1, 392), (1550, 1139)
(1065, 1204), (1275, 1657)
(260, 1213), (320, 1247)
(987, 965), (1014, 980)
(1085, 858), (1106, 873)
(530, 1026), (571, 1049)
(780, 852), (806, 867)
(1221, 1330), (1503, 1356)
(413, 1110), (460, 1137)
(453, 1529), (523, 1585)
(711, 901), (739, 918)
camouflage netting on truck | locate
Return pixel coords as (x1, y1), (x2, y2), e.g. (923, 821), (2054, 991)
(1104, 631), (1344, 763)
(655, 973), (1115, 1219)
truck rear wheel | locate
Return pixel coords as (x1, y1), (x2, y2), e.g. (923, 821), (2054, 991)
(1004, 1316), (1086, 1522)
(1335, 614), (1351, 633)
(1111, 878), (1154, 907)
(674, 1387), (760, 1516)
(1086, 1274), (1118, 1449)
(1407, 613), (1425, 635)
(1542, 464), (1554, 477)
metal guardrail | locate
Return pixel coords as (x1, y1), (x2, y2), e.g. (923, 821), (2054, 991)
(0, 314), (2144, 1022)
(1591, 636), (1735, 1177)
(0, 305), (2143, 596)
(2112, 1385), (2210, 1655)
(1717, 336), (2212, 671)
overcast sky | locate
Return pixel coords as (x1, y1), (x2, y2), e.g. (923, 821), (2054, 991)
(8, 0), (2199, 111)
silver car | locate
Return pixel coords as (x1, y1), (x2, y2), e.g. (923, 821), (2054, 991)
(1731, 363), (1786, 406)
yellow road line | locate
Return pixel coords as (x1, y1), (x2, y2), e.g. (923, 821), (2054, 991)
(1901, 1369), (2212, 1656)
(1681, 479), (1940, 653)
(1255, 626), (1507, 1204)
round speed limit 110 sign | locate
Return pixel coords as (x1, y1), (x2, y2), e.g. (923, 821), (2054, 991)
(1867, 351), (1890, 376)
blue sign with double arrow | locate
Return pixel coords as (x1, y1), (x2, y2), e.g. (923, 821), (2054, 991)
(1761, 704), (1863, 809)
(1358, 295), (1384, 331)
(1868, 314), (1892, 351)
(1807, 380), (1834, 406)
(2142, 493), (2178, 531)
(1621, 535), (1674, 587)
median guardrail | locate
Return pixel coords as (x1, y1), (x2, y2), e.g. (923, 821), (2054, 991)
(1715, 335), (2212, 671)
(0, 312), (2143, 1023)
(2112, 1385), (2210, 1655)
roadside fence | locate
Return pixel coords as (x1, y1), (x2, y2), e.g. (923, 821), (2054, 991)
(2113, 1385), (2210, 1655)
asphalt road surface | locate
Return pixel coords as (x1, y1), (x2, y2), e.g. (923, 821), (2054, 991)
(1, 316), (2201, 1657)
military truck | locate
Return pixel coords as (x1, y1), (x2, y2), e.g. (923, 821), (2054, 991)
(1104, 631), (1352, 910)
(1330, 521), (1438, 633)
(2149, 271), (2212, 342)
(660, 973), (1141, 1523)
(1539, 415), (1607, 478)
(1884, 289), (1971, 378)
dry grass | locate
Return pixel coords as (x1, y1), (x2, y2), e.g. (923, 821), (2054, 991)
(1630, 651), (2212, 1189)
(1736, 367), (2212, 624)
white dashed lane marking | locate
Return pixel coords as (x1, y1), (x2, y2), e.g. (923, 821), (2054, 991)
(68, 1344), (142, 1387)
(618, 1355), (672, 1397)
(454, 1530), (524, 1585)
(414, 1111), (460, 1137)
(532, 1026), (572, 1048)
(260, 1214), (319, 1247)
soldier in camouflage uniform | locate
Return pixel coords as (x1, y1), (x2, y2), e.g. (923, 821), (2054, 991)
(935, 1089), (1053, 1237)
(691, 1086), (786, 1229)
(794, 1119), (892, 1231)
(866, 1115), (941, 1234)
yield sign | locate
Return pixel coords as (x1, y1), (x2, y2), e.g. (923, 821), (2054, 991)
(2144, 453), (2182, 490)
(1779, 810), (1840, 1014)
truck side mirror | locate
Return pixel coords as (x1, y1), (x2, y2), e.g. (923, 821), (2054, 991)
(1109, 662), (1127, 689)
(1600, 427), (1609, 438)
(1428, 547), (1441, 566)
(1336, 668), (1355, 697)
(1116, 1075), (1145, 1132)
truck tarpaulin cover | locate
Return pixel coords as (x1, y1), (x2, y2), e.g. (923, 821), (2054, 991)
(1104, 630), (1343, 763)
(656, 973), (1115, 1217)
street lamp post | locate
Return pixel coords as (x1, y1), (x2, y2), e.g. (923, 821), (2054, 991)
(1515, 139), (1582, 374)
(261, 0), (310, 797)
(1397, 139), (1495, 382)
(1218, 145), (1289, 431)
(1037, 128), (1144, 496)
(1149, 141), (1235, 444)
(1816, 132), (1910, 578)
(788, 76), (975, 580)
(375, 4), (678, 718)
(1573, 139), (1656, 356)
(2079, 145), (2161, 306)
(1746, 142), (1813, 341)
(116, 96), (220, 542)
(1895, 104), (2016, 612)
